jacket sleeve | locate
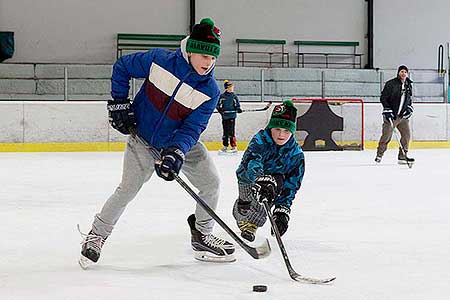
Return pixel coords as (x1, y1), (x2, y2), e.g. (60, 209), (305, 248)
(236, 133), (265, 185)
(111, 50), (156, 100)
(216, 94), (224, 112)
(170, 92), (220, 154)
(274, 151), (305, 209)
(234, 94), (241, 110)
(406, 80), (413, 107)
(380, 80), (392, 110)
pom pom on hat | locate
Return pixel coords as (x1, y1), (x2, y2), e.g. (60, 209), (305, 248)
(186, 18), (221, 58)
(224, 80), (233, 89)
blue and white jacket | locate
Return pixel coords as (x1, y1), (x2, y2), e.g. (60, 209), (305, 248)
(236, 128), (305, 208)
(111, 37), (220, 154)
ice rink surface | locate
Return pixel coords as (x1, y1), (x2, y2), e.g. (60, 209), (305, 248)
(1, 148), (449, 300)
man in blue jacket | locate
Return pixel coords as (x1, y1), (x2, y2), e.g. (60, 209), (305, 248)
(79, 18), (235, 268)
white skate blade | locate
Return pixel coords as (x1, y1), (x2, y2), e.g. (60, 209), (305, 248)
(78, 255), (95, 269)
(193, 251), (236, 263)
(398, 160), (414, 165)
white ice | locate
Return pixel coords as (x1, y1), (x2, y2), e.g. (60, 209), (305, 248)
(1, 149), (450, 300)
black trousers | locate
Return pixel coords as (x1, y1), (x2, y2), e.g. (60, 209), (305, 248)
(222, 118), (236, 147)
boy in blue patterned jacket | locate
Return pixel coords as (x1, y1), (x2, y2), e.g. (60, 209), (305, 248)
(233, 100), (305, 242)
(80, 18), (236, 268)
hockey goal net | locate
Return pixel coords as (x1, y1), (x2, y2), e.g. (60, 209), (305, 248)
(291, 98), (364, 150)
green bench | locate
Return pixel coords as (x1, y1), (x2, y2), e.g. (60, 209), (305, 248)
(294, 40), (362, 68)
(236, 39), (289, 67)
(116, 33), (186, 58)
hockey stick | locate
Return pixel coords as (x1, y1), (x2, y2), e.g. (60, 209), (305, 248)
(261, 199), (336, 284)
(389, 119), (413, 169)
(214, 101), (272, 114)
(129, 128), (271, 260)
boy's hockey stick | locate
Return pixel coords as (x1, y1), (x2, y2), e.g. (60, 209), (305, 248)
(215, 101), (272, 114)
(261, 199), (336, 284)
(130, 128), (271, 259)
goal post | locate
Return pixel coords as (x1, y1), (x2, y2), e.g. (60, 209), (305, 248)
(291, 98), (365, 151)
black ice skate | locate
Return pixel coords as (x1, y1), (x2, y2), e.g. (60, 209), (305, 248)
(238, 220), (257, 242)
(374, 156), (382, 163)
(78, 225), (106, 269)
(187, 214), (236, 262)
(398, 151), (415, 165)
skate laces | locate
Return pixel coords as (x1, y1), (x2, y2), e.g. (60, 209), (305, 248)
(77, 224), (104, 252)
(238, 221), (257, 234)
(202, 234), (234, 250)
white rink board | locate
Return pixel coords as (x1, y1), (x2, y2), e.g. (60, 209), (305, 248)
(0, 102), (449, 143)
(0, 102), (23, 143)
(23, 102), (109, 143)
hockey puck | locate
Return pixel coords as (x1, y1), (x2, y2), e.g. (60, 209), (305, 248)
(252, 285), (268, 292)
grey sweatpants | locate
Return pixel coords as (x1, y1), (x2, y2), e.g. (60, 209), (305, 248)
(376, 117), (411, 157)
(91, 136), (220, 238)
(232, 184), (271, 228)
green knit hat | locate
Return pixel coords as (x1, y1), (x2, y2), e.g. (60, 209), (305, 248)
(267, 100), (297, 134)
(186, 18), (221, 58)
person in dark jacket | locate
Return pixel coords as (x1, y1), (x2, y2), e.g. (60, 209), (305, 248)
(375, 65), (415, 164)
(232, 100), (305, 242)
(79, 18), (236, 268)
(217, 80), (242, 153)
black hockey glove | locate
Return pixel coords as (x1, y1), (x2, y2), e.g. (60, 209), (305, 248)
(272, 206), (290, 237)
(155, 147), (185, 181)
(237, 108), (243, 113)
(252, 174), (284, 203)
(382, 108), (394, 121)
(402, 105), (413, 119)
(107, 99), (136, 135)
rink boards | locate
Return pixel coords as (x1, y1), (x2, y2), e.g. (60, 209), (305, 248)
(0, 101), (449, 151)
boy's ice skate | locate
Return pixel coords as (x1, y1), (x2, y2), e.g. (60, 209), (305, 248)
(229, 146), (238, 153)
(187, 214), (236, 262)
(238, 220), (257, 242)
(78, 225), (106, 269)
(218, 146), (238, 156)
(218, 146), (228, 155)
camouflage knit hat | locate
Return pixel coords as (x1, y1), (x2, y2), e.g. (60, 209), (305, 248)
(267, 100), (297, 134)
(186, 18), (221, 58)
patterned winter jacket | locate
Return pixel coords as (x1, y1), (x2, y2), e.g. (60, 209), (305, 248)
(236, 128), (305, 208)
(110, 37), (220, 154)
